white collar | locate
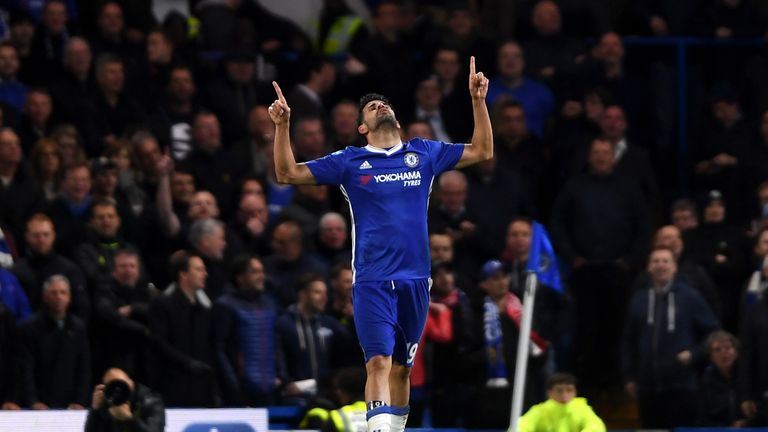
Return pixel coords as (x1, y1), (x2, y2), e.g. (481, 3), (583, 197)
(364, 142), (403, 156)
(614, 138), (627, 161)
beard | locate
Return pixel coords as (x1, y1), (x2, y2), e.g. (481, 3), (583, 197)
(371, 113), (398, 132)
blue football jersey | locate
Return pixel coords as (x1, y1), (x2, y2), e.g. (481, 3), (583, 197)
(306, 138), (464, 282)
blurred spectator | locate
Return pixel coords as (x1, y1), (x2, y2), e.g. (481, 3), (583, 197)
(316, 0), (369, 63)
(688, 190), (748, 331)
(28, 138), (62, 202)
(90, 157), (138, 238)
(551, 137), (650, 388)
(185, 112), (241, 217)
(84, 53), (145, 155)
(134, 28), (175, 110)
(7, 13), (36, 84)
(12, 213), (89, 319)
(148, 64), (200, 161)
(465, 260), (548, 429)
(214, 254), (280, 406)
(50, 123), (87, 166)
(27, 0), (71, 85)
(522, 0), (587, 88)
(430, 46), (473, 141)
(499, 219), (565, 342)
(264, 220), (328, 307)
(428, 170), (479, 253)
(207, 50), (269, 144)
(92, 249), (156, 380)
(227, 192), (272, 257)
(623, 248), (720, 429)
(427, 261), (475, 427)
(232, 105), (274, 177)
(552, 87), (608, 181)
(275, 274), (348, 403)
(148, 252), (218, 407)
(311, 212), (351, 269)
(326, 263), (360, 368)
(487, 41), (555, 138)
(404, 120), (435, 141)
(634, 225), (722, 318)
(292, 117), (330, 163)
(89, 2), (142, 63)
(0, 42), (28, 113)
(45, 162), (93, 254)
(693, 90), (751, 215)
(0, 302), (19, 410)
(18, 88), (55, 152)
(280, 184), (331, 241)
(630, 0), (698, 36)
(18, 274), (91, 409)
(195, 0), (245, 51)
(188, 218), (228, 301)
(430, 3), (495, 77)
(0, 267), (31, 322)
(465, 157), (534, 260)
(286, 56), (336, 124)
(670, 198), (700, 233)
(351, 1), (420, 114)
(738, 113), (768, 220)
(47, 37), (94, 129)
(73, 199), (134, 285)
(699, 330), (748, 427)
(740, 278), (768, 426)
(104, 140), (147, 218)
(300, 367), (367, 431)
(0, 128), (44, 240)
(492, 99), (546, 191)
(328, 100), (361, 150)
(408, 77), (452, 142)
(85, 367), (165, 432)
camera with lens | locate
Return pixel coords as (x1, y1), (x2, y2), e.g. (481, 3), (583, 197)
(103, 379), (132, 407)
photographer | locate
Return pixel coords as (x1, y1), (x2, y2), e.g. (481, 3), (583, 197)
(85, 368), (165, 432)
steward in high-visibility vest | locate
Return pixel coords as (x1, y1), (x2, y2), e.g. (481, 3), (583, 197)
(300, 367), (367, 432)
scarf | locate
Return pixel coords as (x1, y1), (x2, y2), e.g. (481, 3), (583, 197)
(483, 295), (509, 388)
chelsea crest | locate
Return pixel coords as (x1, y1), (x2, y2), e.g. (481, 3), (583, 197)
(404, 152), (419, 168)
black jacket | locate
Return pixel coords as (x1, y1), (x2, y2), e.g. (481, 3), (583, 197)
(84, 383), (165, 432)
(699, 363), (743, 426)
(18, 312), (91, 407)
(0, 304), (17, 404)
(148, 288), (218, 407)
(13, 253), (90, 321)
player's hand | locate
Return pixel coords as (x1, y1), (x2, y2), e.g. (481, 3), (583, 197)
(269, 81), (291, 126)
(468, 56), (489, 101)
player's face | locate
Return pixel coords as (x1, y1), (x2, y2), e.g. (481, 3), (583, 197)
(360, 100), (398, 133)
(548, 384), (576, 405)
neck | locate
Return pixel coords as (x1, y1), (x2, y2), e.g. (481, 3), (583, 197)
(103, 91), (119, 106)
(179, 284), (197, 302)
(298, 303), (315, 319)
(170, 99), (192, 113)
(604, 62), (622, 78)
(502, 75), (523, 88)
(0, 162), (16, 178)
(49, 310), (66, 321)
(516, 252), (529, 262)
(654, 281), (670, 292)
(366, 129), (401, 149)
(73, 69), (88, 82)
(718, 365), (731, 379)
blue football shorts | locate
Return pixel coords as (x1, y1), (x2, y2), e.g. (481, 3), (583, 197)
(352, 278), (431, 367)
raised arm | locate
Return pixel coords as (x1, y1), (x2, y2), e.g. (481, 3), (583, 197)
(269, 82), (316, 185)
(455, 56), (493, 169)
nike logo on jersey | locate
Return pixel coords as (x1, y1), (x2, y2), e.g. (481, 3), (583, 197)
(359, 160), (373, 169)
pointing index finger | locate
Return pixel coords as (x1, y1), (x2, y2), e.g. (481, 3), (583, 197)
(272, 81), (286, 103)
(470, 56), (476, 77)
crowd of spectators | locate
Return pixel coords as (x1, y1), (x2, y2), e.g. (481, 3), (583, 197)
(0, 0), (768, 429)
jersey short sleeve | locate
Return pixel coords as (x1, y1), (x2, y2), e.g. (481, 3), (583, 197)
(305, 149), (347, 186)
(425, 139), (465, 174)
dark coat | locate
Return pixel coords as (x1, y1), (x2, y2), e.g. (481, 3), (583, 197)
(84, 382), (165, 432)
(18, 312), (91, 407)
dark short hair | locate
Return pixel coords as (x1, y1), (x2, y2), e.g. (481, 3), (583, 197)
(230, 253), (262, 282)
(169, 251), (199, 283)
(358, 93), (392, 125)
(547, 372), (577, 389)
(671, 198), (698, 216)
(330, 262), (352, 280)
(297, 273), (325, 292)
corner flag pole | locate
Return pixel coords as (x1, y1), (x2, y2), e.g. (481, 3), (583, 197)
(509, 271), (538, 432)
